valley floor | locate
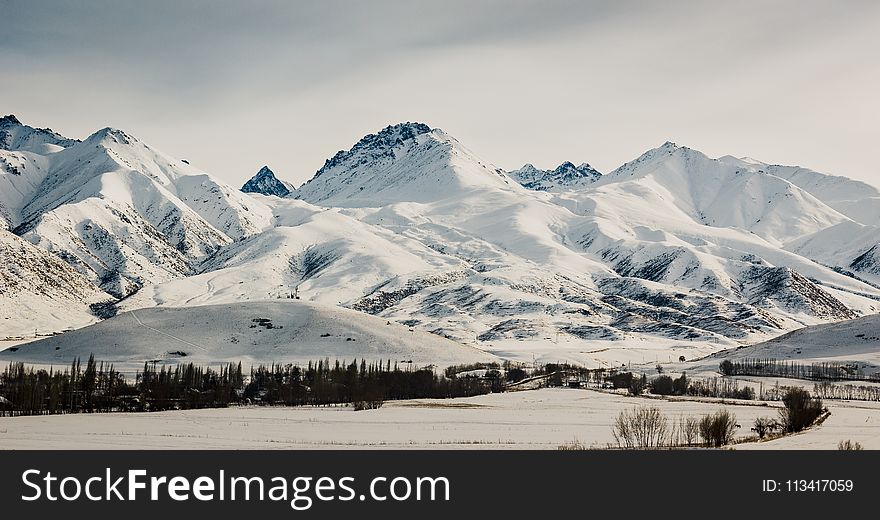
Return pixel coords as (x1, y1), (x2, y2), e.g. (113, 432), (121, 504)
(2, 388), (876, 450)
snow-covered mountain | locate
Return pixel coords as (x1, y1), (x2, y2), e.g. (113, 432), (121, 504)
(508, 161), (601, 192)
(112, 124), (879, 368)
(0, 116), (273, 334)
(241, 165), (295, 197)
(4, 116), (880, 370)
(3, 119), (273, 298)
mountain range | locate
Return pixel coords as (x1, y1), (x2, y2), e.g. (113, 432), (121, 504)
(2, 115), (879, 368)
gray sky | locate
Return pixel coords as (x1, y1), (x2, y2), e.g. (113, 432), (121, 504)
(2, 0), (878, 187)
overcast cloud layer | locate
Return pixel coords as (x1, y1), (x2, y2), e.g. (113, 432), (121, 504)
(2, 0), (878, 187)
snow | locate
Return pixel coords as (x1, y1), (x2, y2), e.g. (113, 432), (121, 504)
(0, 388), (789, 449)
(690, 312), (880, 373)
(0, 300), (497, 371)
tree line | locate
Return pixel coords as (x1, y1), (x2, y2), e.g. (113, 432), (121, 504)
(0, 356), (493, 417)
(719, 358), (880, 382)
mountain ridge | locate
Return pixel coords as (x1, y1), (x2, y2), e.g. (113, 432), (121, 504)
(2, 116), (879, 370)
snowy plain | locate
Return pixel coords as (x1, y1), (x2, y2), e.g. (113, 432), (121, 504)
(1, 388), (875, 450)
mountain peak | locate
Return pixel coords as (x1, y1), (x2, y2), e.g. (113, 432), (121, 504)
(0, 115), (78, 153)
(315, 122), (432, 179)
(87, 127), (134, 144)
(509, 161), (601, 192)
(0, 114), (22, 127)
(241, 165), (292, 197)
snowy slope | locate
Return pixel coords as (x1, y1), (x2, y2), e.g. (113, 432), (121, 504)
(241, 166), (295, 197)
(0, 148), (52, 229)
(787, 222), (880, 284)
(0, 230), (111, 337)
(594, 142), (851, 246)
(508, 161), (601, 192)
(5, 121), (272, 297)
(122, 197), (468, 309)
(717, 155), (880, 224)
(696, 313), (880, 374)
(0, 301), (497, 370)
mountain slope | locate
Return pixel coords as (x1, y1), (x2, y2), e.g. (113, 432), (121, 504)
(717, 155), (880, 225)
(697, 313), (880, 374)
(0, 229), (111, 337)
(594, 142), (851, 246)
(0, 301), (497, 370)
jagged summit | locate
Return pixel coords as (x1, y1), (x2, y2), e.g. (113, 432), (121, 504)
(0, 114), (22, 127)
(292, 121), (512, 206)
(241, 165), (293, 197)
(508, 161), (601, 192)
(0, 114), (78, 153)
(315, 122), (432, 179)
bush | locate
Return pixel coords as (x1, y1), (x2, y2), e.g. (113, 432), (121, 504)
(719, 360), (735, 376)
(837, 440), (863, 451)
(672, 373), (688, 395)
(677, 415), (700, 446)
(650, 375), (674, 395)
(608, 371), (634, 389)
(506, 367), (527, 383)
(734, 386), (756, 400)
(752, 417), (779, 439)
(699, 410), (737, 447)
(352, 399), (384, 411)
(612, 406), (669, 449)
(778, 387), (823, 433)
(628, 374), (646, 396)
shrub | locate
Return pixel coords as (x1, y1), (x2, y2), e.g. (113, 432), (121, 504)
(608, 371), (634, 389)
(506, 367), (527, 383)
(719, 360), (735, 376)
(612, 406), (669, 449)
(650, 375), (674, 395)
(677, 415), (699, 446)
(672, 373), (689, 395)
(734, 386), (756, 400)
(837, 440), (863, 451)
(628, 374), (646, 396)
(778, 387), (823, 433)
(699, 410), (737, 447)
(557, 440), (587, 451)
(752, 417), (779, 439)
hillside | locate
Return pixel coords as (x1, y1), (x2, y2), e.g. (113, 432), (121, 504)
(0, 301), (497, 370)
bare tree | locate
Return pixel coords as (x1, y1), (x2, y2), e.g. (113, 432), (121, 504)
(613, 406), (670, 449)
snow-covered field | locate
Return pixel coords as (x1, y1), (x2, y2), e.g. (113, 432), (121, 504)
(5, 388), (870, 450)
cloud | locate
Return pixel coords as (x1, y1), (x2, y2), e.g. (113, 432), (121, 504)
(2, 0), (878, 187)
